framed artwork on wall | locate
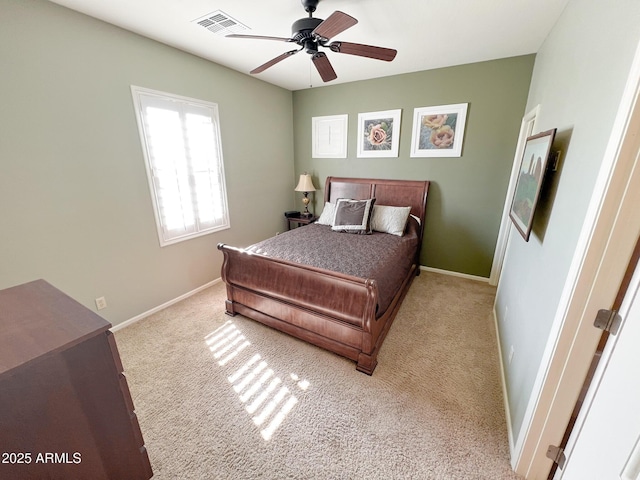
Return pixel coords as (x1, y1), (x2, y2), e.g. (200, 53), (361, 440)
(410, 103), (468, 157)
(509, 128), (557, 241)
(357, 109), (401, 158)
(312, 114), (348, 158)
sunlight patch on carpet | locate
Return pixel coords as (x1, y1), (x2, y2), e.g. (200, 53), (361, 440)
(205, 320), (310, 441)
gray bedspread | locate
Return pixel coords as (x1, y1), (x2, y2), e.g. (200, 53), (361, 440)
(245, 220), (420, 315)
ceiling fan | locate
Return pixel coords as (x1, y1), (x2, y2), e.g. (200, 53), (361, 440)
(227, 0), (397, 82)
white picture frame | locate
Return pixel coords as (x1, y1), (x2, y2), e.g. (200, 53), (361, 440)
(357, 109), (401, 158)
(312, 114), (348, 158)
(410, 103), (468, 157)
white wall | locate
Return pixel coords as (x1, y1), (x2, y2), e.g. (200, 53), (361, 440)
(0, 0), (295, 325)
(495, 0), (640, 441)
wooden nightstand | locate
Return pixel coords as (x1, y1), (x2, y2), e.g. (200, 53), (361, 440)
(286, 214), (318, 230)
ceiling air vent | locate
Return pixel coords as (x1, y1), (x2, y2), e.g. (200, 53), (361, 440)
(193, 10), (249, 36)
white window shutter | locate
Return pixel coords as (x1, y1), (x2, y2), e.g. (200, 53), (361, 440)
(131, 87), (230, 246)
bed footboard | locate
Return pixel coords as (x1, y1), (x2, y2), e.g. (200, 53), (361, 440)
(218, 243), (383, 372)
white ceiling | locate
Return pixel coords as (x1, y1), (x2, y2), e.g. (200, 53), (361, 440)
(48, 0), (569, 91)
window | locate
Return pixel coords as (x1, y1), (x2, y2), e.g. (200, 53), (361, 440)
(131, 86), (230, 246)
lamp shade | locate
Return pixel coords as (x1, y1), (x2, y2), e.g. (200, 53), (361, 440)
(294, 173), (316, 192)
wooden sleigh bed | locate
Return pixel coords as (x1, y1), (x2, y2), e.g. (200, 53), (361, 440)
(217, 177), (430, 374)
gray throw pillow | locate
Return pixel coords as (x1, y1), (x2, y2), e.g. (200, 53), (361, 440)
(331, 198), (376, 234)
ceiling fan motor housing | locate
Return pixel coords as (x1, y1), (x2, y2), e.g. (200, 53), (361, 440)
(291, 17), (324, 53)
(291, 17), (323, 39)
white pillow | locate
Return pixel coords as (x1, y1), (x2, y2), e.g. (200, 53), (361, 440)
(316, 202), (336, 225)
(370, 205), (412, 236)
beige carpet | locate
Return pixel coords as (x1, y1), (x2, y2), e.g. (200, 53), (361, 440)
(114, 271), (521, 479)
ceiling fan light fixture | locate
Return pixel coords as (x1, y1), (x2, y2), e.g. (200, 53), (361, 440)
(304, 39), (319, 54)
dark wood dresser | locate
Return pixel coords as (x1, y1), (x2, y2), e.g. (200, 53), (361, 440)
(0, 280), (153, 479)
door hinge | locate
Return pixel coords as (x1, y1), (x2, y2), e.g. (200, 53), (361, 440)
(594, 308), (622, 335)
(546, 444), (567, 470)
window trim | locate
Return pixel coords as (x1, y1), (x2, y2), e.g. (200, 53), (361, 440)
(130, 85), (230, 246)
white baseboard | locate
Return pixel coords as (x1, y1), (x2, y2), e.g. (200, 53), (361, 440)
(492, 306), (516, 466)
(420, 265), (490, 283)
(110, 278), (222, 332)
(111, 268), (488, 331)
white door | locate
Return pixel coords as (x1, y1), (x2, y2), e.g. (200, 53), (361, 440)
(556, 262), (640, 479)
(489, 105), (539, 286)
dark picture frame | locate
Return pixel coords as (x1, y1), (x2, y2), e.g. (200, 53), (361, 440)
(509, 128), (557, 241)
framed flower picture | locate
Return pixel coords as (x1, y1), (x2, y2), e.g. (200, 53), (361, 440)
(357, 109), (401, 158)
(410, 103), (468, 157)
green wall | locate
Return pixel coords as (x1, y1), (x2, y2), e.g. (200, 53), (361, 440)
(292, 55), (535, 277)
(0, 0), (294, 326)
(0, 0), (534, 326)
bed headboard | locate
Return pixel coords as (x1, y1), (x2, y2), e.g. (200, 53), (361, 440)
(324, 176), (430, 228)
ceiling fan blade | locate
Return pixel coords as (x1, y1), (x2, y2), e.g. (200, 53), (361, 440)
(250, 49), (300, 74)
(329, 41), (397, 62)
(226, 34), (292, 42)
(312, 11), (358, 41)
(312, 52), (337, 82)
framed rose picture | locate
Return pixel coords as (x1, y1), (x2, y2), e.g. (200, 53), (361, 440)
(410, 103), (468, 157)
(357, 109), (401, 158)
(509, 128), (556, 241)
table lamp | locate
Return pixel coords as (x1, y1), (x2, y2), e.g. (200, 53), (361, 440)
(294, 173), (316, 217)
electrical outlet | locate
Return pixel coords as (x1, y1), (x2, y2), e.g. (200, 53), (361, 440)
(508, 345), (515, 365)
(504, 305), (509, 322)
(95, 296), (107, 310)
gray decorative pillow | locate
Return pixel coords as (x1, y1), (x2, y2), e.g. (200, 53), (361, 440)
(370, 205), (412, 236)
(316, 202), (336, 226)
(331, 198), (376, 234)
